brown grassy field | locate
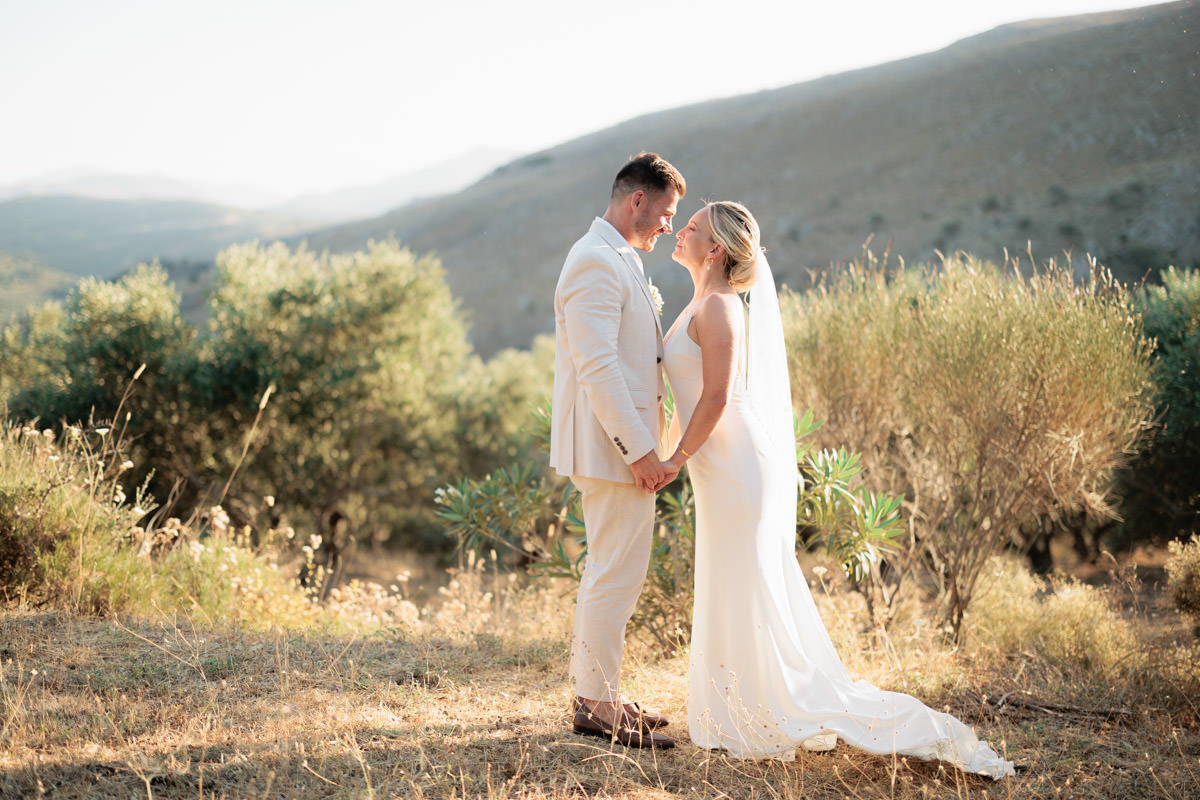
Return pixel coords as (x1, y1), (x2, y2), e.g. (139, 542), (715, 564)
(3, 552), (1198, 800)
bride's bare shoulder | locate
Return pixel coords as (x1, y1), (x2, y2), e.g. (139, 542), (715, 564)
(692, 292), (742, 335)
(696, 291), (741, 317)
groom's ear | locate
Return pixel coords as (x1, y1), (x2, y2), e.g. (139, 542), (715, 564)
(629, 190), (645, 209)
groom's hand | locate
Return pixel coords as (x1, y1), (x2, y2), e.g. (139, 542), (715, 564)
(630, 450), (665, 493)
(655, 460), (680, 492)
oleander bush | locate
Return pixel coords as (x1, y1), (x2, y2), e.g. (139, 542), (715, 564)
(782, 252), (1157, 640)
(437, 407), (904, 655)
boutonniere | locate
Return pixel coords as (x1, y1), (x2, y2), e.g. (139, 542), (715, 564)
(647, 277), (664, 316)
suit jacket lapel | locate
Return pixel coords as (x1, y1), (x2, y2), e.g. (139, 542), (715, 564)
(590, 218), (663, 337)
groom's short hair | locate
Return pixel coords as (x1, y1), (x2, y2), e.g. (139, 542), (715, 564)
(611, 152), (686, 199)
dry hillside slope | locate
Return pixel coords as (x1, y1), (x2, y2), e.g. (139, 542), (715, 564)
(306, 2), (1200, 357)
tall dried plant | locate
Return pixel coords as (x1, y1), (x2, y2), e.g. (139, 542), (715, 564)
(786, 252), (1156, 641)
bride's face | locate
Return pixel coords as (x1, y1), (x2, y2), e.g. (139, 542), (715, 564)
(672, 208), (716, 270)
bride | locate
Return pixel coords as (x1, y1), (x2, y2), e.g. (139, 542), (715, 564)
(659, 200), (1016, 780)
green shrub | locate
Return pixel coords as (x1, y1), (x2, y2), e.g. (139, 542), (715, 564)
(196, 240), (489, 557)
(437, 409), (904, 655)
(3, 264), (195, 503)
(1, 241), (543, 573)
(1166, 534), (1200, 633)
(1119, 267), (1200, 543)
(970, 556), (1144, 693)
(784, 253), (1156, 640)
(0, 419), (311, 624)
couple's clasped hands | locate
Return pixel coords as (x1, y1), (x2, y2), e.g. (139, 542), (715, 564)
(631, 451), (680, 493)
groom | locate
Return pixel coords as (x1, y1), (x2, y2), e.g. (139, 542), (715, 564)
(549, 152), (684, 749)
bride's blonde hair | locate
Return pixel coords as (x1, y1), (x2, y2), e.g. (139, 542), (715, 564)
(706, 201), (760, 291)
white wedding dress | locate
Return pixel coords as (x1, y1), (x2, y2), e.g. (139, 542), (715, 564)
(662, 266), (1015, 780)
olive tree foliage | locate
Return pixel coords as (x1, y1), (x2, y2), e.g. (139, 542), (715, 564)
(784, 253), (1156, 641)
(1119, 267), (1200, 543)
(1, 241), (530, 588)
(4, 264), (196, 495)
(195, 241), (491, 559)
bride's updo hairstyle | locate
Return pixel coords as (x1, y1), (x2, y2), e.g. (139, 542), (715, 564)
(706, 201), (760, 291)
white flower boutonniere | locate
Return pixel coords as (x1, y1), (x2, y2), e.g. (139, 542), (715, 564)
(647, 277), (664, 316)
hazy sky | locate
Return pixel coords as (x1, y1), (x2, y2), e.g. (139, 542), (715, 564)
(1, 0), (1148, 198)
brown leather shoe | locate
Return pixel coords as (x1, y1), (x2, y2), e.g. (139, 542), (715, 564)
(572, 708), (675, 749)
(573, 696), (670, 730)
(625, 700), (670, 729)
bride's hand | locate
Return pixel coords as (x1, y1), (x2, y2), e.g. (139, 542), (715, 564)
(655, 460), (680, 491)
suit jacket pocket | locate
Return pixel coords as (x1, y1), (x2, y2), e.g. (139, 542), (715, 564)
(628, 389), (652, 410)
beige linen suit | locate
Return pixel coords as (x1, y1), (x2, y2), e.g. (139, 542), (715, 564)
(550, 217), (666, 703)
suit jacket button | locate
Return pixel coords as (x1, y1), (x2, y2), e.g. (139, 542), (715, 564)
(657, 356), (662, 363)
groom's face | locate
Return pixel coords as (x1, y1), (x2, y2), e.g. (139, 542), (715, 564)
(629, 188), (681, 252)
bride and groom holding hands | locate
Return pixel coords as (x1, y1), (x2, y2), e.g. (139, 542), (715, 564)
(548, 153), (1017, 779)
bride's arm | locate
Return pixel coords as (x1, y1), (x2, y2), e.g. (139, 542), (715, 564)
(666, 294), (739, 468)
(662, 403), (682, 454)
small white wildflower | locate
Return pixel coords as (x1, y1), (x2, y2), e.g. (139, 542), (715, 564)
(113, 486), (126, 505)
(209, 506), (230, 534)
(264, 495), (275, 507)
(120, 460), (134, 471)
(189, 541), (205, 562)
(94, 427), (110, 436)
(811, 566), (828, 577)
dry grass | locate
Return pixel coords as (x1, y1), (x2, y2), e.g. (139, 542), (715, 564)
(3, 555), (1198, 800)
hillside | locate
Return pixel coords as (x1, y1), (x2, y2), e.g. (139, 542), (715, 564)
(0, 196), (306, 280)
(264, 147), (518, 224)
(304, 1), (1200, 357)
(0, 151), (521, 323)
(0, 252), (74, 319)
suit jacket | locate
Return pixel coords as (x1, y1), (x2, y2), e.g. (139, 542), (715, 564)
(549, 217), (667, 483)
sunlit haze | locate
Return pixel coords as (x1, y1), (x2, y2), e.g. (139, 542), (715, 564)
(1, 0), (1147, 201)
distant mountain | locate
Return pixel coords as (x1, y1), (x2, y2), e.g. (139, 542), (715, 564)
(0, 196), (308, 280)
(265, 148), (519, 224)
(0, 170), (282, 209)
(0, 148), (520, 316)
(303, 1), (1200, 358)
(0, 148), (519, 223)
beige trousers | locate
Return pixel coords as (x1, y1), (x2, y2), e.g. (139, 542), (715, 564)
(569, 475), (655, 703)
